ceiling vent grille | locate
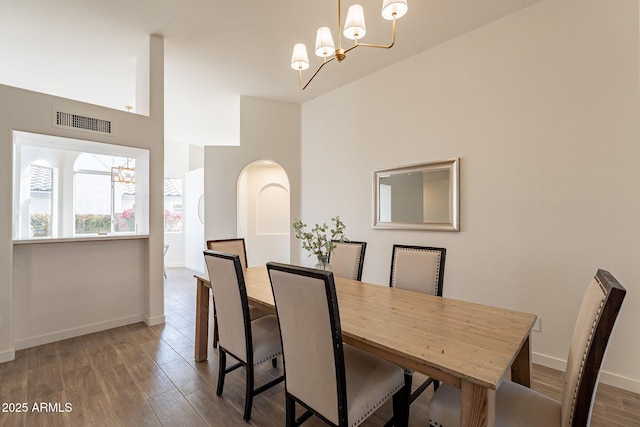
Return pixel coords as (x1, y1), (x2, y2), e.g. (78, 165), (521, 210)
(54, 110), (112, 135)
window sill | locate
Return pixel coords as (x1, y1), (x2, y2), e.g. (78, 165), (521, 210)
(13, 234), (149, 245)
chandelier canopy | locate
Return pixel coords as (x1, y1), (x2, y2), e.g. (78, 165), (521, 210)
(291, 0), (409, 90)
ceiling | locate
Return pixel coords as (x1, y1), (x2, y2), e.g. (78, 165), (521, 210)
(0, 0), (542, 147)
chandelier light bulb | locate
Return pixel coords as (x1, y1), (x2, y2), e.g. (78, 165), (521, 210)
(343, 4), (366, 40)
(315, 27), (336, 58)
(291, 43), (310, 70)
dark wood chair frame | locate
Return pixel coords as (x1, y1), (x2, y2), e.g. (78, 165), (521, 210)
(328, 240), (367, 281)
(571, 269), (626, 426)
(204, 251), (284, 422)
(388, 244), (446, 417)
(267, 262), (409, 427)
(206, 238), (248, 348)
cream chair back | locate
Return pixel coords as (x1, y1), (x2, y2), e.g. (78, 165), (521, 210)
(329, 240), (367, 281)
(560, 270), (626, 427)
(204, 251), (250, 363)
(268, 264), (343, 425)
(390, 245), (446, 296)
(207, 238), (248, 268)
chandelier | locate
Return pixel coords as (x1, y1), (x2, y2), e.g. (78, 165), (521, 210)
(290, 0), (408, 90)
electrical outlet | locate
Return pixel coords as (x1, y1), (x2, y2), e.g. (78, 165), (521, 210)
(532, 316), (541, 332)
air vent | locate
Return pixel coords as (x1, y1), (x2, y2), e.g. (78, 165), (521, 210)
(54, 110), (112, 135)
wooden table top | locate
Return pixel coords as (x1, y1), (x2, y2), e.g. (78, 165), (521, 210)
(200, 266), (536, 390)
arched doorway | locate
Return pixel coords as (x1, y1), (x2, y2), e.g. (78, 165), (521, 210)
(237, 160), (290, 266)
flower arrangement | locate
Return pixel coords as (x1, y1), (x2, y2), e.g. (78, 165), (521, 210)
(293, 216), (347, 258)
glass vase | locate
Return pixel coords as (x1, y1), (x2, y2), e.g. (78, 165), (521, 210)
(314, 255), (332, 271)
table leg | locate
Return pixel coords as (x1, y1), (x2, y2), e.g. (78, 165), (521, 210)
(510, 334), (532, 387)
(195, 277), (210, 362)
(460, 379), (495, 427)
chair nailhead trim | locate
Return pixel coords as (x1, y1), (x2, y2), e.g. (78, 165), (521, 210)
(569, 294), (605, 425)
(253, 351), (282, 366)
(392, 248), (442, 295)
(350, 382), (404, 427)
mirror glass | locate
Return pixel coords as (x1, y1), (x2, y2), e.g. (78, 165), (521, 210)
(197, 194), (205, 224)
(373, 158), (459, 231)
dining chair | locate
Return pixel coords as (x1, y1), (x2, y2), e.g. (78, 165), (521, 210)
(206, 238), (266, 348)
(388, 244), (446, 409)
(207, 238), (248, 267)
(328, 240), (367, 281)
(203, 250), (284, 422)
(267, 262), (409, 427)
(428, 269), (626, 427)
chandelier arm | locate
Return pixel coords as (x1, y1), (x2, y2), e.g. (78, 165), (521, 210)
(354, 16), (397, 50)
(300, 56), (337, 90)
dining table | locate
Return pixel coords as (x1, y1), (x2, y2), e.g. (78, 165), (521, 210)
(194, 266), (536, 427)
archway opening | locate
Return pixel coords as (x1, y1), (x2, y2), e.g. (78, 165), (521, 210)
(237, 160), (290, 266)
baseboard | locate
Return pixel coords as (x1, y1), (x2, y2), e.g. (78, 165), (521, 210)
(533, 352), (640, 393)
(532, 352), (566, 371)
(144, 314), (165, 326)
(165, 263), (185, 268)
(0, 347), (16, 364)
(185, 262), (205, 275)
(14, 314), (145, 350)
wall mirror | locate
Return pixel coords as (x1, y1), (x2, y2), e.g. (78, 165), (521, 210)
(373, 158), (459, 231)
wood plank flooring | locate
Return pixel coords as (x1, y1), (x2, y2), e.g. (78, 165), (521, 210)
(0, 267), (638, 426)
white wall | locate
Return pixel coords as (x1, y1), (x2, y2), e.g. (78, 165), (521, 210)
(204, 96), (301, 265)
(300, 0), (640, 392)
(0, 35), (165, 362)
(184, 167), (205, 272)
(13, 239), (146, 348)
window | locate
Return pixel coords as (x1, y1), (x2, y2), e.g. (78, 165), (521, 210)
(164, 178), (183, 232)
(29, 164), (54, 237)
(13, 131), (149, 240)
(74, 154), (136, 235)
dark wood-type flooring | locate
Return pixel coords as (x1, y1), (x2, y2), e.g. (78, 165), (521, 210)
(1, 268), (638, 426)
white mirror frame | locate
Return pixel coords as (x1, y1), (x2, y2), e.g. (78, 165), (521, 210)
(373, 158), (460, 231)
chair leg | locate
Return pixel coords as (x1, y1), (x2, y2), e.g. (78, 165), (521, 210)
(216, 349), (226, 396)
(391, 383), (410, 427)
(285, 393), (296, 427)
(404, 371), (413, 397)
(213, 309), (219, 348)
(410, 377), (435, 404)
(244, 364), (255, 421)
(385, 372), (413, 426)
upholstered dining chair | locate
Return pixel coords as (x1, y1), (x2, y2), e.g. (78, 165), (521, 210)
(207, 238), (248, 267)
(428, 269), (626, 427)
(203, 250), (284, 422)
(267, 262), (410, 427)
(206, 238), (266, 348)
(328, 240), (367, 281)
(389, 244), (446, 408)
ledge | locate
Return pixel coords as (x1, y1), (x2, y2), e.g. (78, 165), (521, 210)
(13, 234), (149, 245)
